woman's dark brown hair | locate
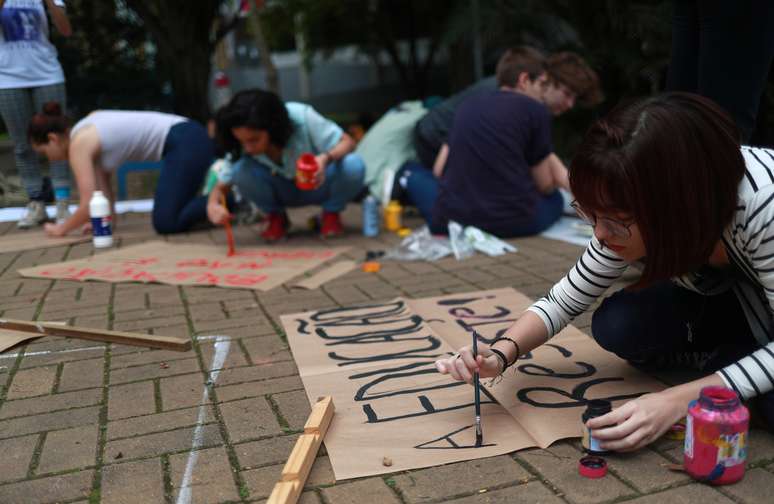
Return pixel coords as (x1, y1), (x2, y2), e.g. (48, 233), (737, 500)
(570, 92), (744, 287)
(28, 101), (70, 144)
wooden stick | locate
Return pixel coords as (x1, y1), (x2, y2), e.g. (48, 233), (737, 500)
(219, 193), (236, 257)
(267, 396), (335, 504)
(0, 319), (191, 352)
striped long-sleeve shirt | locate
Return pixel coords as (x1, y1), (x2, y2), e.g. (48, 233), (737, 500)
(528, 146), (774, 400)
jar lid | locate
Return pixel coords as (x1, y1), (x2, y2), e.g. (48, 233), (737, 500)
(578, 455), (607, 479)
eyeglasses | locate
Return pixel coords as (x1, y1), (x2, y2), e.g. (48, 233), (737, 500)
(570, 201), (635, 239)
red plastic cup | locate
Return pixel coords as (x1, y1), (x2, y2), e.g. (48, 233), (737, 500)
(295, 153), (320, 190)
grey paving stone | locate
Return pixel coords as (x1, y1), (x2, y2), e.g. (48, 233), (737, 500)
(444, 481), (563, 504)
(0, 434), (38, 482)
(235, 434), (299, 469)
(59, 357), (104, 391)
(0, 470), (93, 504)
(0, 406), (100, 439)
(272, 389), (312, 431)
(606, 448), (691, 492)
(621, 483), (733, 503)
(6, 365), (56, 399)
(37, 424), (99, 474)
(108, 380), (156, 420)
(107, 405), (216, 440)
(722, 467), (774, 503)
(0, 388), (101, 419)
(322, 477), (401, 503)
(169, 446), (240, 503)
(517, 444), (636, 504)
(101, 458), (165, 504)
(220, 397), (283, 442)
(105, 424), (222, 461)
(392, 455), (529, 503)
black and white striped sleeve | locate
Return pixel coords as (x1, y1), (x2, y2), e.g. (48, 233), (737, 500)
(720, 186), (774, 399)
(527, 236), (628, 338)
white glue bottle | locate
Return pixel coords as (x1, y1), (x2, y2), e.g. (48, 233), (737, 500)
(89, 190), (113, 248)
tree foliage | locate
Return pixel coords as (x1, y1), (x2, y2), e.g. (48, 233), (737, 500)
(53, 0), (166, 116)
(122, 0), (224, 122)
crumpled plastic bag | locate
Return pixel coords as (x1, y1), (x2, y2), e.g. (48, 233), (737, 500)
(383, 221), (516, 261)
(463, 226), (518, 256)
(383, 225), (453, 261)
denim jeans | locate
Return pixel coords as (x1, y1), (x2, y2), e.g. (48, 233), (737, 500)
(397, 162), (563, 237)
(231, 152), (365, 214)
(152, 121), (215, 234)
(591, 281), (774, 429)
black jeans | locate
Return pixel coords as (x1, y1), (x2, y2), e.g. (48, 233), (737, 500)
(666, 0), (774, 142)
(591, 281), (774, 429)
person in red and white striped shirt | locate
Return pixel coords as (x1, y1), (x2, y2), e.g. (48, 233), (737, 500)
(437, 92), (774, 451)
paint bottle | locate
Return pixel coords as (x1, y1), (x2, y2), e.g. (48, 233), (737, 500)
(362, 195), (380, 237)
(295, 153), (320, 190)
(581, 399), (611, 455)
(384, 200), (402, 232)
(684, 386), (749, 485)
(89, 190), (113, 248)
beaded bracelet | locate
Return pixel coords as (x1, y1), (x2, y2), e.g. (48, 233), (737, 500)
(491, 336), (520, 368)
(488, 348), (508, 374)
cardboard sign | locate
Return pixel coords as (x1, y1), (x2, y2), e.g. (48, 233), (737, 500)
(0, 329), (42, 353)
(281, 288), (665, 480)
(19, 241), (349, 291)
(0, 233), (90, 254)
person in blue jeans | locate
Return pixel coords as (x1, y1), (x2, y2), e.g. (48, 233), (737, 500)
(398, 47), (602, 237)
(28, 103), (214, 236)
(208, 89), (365, 241)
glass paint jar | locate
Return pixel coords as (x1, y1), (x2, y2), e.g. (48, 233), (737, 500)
(684, 386), (749, 485)
(581, 399), (611, 455)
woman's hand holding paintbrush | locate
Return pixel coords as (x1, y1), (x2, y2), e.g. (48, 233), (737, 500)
(205, 184), (236, 256)
(434, 343), (504, 383)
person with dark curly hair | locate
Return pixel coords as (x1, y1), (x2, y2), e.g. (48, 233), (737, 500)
(28, 102), (214, 236)
(208, 89), (365, 241)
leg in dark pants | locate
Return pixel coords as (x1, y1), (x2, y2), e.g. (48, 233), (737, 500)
(592, 281), (774, 430)
(152, 121), (215, 234)
(667, 0), (774, 142)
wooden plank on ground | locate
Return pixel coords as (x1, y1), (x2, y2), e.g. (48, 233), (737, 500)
(267, 396), (335, 504)
(0, 319), (191, 351)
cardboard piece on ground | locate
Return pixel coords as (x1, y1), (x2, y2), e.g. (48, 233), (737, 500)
(18, 240), (349, 291)
(0, 319), (191, 351)
(280, 287), (666, 480)
(0, 329), (42, 353)
(0, 233), (90, 254)
(291, 260), (357, 289)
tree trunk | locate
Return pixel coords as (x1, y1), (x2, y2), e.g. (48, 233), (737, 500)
(247, 8), (279, 94)
(124, 1), (220, 122)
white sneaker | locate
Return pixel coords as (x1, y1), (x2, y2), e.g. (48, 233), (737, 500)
(55, 200), (71, 224)
(17, 201), (49, 229)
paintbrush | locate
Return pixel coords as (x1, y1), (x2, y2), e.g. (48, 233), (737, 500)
(219, 193), (236, 257)
(473, 330), (482, 447)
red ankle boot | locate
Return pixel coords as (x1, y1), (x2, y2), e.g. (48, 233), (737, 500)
(320, 211), (343, 238)
(261, 212), (289, 242)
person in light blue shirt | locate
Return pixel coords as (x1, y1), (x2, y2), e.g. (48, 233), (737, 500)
(208, 89), (365, 241)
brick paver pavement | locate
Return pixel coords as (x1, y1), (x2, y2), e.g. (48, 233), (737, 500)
(0, 207), (772, 504)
